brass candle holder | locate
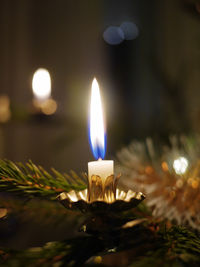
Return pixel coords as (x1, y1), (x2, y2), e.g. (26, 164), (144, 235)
(57, 174), (145, 235)
(87, 174), (120, 203)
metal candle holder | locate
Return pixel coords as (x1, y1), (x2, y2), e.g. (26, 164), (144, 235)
(57, 174), (145, 235)
(87, 174), (120, 203)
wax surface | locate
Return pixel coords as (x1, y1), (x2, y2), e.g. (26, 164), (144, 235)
(88, 160), (114, 181)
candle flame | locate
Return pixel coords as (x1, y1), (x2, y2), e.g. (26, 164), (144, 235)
(32, 68), (51, 101)
(89, 78), (106, 160)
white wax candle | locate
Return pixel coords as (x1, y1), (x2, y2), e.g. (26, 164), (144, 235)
(88, 159), (114, 182)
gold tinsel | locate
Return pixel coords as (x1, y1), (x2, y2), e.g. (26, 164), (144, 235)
(117, 136), (200, 230)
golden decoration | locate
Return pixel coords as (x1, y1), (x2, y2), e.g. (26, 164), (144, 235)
(57, 187), (145, 214)
(88, 174), (120, 203)
(117, 136), (200, 230)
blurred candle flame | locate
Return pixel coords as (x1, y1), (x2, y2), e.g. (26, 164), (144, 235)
(89, 78), (106, 160)
(32, 68), (51, 101)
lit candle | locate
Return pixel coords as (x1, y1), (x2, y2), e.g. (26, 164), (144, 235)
(88, 78), (114, 202)
(32, 68), (57, 115)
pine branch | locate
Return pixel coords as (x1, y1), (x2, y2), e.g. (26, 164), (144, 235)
(165, 226), (200, 264)
(1, 224), (200, 266)
(0, 160), (87, 200)
(130, 226), (200, 267)
(0, 195), (82, 226)
(0, 236), (103, 267)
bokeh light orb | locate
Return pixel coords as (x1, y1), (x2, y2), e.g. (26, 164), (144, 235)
(41, 99), (57, 115)
(0, 95), (11, 123)
(173, 156), (188, 175)
(120, 21), (139, 40)
(32, 68), (51, 101)
(103, 26), (124, 45)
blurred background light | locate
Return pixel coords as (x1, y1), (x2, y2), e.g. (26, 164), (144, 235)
(41, 98), (57, 115)
(103, 26), (125, 45)
(0, 95), (11, 123)
(0, 208), (7, 219)
(32, 68), (51, 101)
(173, 156), (188, 175)
(120, 21), (139, 40)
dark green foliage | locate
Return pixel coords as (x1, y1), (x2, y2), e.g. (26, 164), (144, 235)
(131, 226), (200, 267)
(0, 160), (87, 200)
(0, 160), (200, 266)
(0, 224), (200, 266)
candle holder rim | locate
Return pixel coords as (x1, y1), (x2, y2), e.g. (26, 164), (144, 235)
(58, 189), (145, 202)
(57, 188), (145, 214)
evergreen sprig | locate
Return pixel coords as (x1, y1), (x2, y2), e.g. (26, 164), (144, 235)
(1, 225), (200, 266)
(0, 196), (81, 226)
(0, 236), (103, 267)
(130, 226), (200, 267)
(0, 160), (87, 200)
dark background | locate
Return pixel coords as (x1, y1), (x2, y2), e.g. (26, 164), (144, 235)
(1, 0), (200, 249)
(1, 0), (200, 172)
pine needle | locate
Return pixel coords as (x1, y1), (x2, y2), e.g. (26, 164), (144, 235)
(0, 159), (87, 200)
